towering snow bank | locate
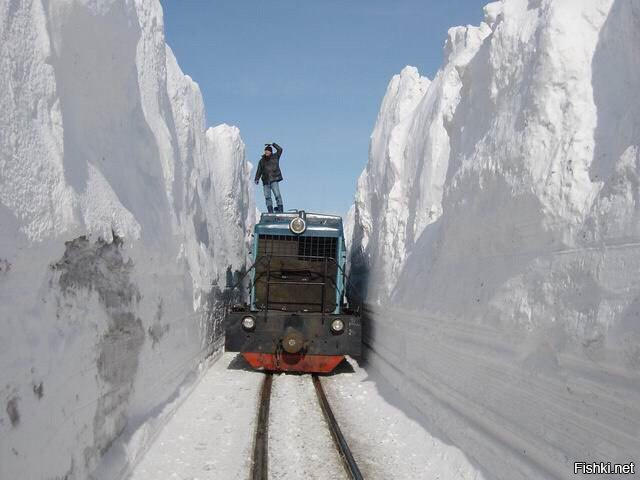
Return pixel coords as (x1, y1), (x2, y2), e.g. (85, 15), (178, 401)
(350, 66), (432, 301)
(352, 0), (640, 478)
(0, 1), (254, 479)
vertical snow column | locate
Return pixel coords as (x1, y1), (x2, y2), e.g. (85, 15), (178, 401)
(206, 124), (256, 273)
(350, 67), (431, 303)
(350, 22), (491, 303)
(0, 0), (253, 479)
(353, 0), (639, 478)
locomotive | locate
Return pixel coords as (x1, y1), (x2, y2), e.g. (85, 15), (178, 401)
(225, 210), (361, 373)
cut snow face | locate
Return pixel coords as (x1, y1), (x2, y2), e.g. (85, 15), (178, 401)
(53, 235), (141, 310)
(51, 235), (146, 462)
(349, 0), (640, 478)
(0, 0), (254, 478)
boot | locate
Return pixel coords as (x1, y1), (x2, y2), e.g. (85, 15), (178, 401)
(267, 206), (274, 213)
(275, 205), (283, 213)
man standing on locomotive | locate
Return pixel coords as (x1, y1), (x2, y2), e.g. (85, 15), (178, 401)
(254, 142), (285, 213)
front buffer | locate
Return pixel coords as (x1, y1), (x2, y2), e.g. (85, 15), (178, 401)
(225, 311), (361, 373)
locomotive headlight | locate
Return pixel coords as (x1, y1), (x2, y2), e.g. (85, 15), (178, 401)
(330, 319), (345, 333)
(289, 217), (307, 235)
(241, 316), (256, 331)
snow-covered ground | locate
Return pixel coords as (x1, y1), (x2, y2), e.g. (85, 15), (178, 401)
(129, 354), (263, 480)
(128, 353), (485, 480)
(269, 373), (346, 480)
(0, 1), (254, 478)
(323, 358), (485, 480)
(348, 0), (640, 479)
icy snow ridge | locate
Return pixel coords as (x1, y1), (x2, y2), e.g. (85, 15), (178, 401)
(350, 0), (640, 479)
(0, 0), (254, 479)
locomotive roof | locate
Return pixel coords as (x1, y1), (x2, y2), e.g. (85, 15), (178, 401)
(256, 211), (344, 235)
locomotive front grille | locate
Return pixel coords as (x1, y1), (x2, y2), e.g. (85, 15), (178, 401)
(258, 234), (337, 261)
(255, 234), (339, 312)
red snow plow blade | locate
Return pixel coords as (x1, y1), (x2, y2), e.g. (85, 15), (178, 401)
(242, 353), (344, 373)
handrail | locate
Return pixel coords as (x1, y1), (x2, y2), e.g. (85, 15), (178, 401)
(321, 257), (327, 314)
(258, 255), (334, 312)
(333, 258), (365, 309)
(224, 254), (338, 291)
(266, 255), (334, 312)
(223, 253), (363, 312)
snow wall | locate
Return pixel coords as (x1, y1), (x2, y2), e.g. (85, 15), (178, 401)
(0, 0), (255, 478)
(349, 1), (640, 479)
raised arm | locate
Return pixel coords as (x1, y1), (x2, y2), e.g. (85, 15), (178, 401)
(254, 160), (263, 183)
(272, 142), (283, 158)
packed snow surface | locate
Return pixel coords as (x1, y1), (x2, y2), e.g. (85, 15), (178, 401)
(323, 358), (484, 480)
(0, 0), (254, 478)
(349, 0), (640, 479)
(129, 354), (263, 480)
(129, 353), (484, 480)
(268, 373), (345, 480)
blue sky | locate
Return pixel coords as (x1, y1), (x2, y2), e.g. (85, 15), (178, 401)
(160, 0), (486, 216)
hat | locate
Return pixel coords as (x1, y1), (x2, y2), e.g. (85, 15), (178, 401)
(264, 144), (273, 152)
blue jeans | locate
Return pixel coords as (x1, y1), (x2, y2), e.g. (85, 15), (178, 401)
(263, 181), (283, 211)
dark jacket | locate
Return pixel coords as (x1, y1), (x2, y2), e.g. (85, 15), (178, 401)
(255, 143), (283, 185)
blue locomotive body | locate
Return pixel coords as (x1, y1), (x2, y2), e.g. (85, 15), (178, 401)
(225, 211), (361, 373)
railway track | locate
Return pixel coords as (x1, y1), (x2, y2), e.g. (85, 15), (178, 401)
(250, 373), (364, 480)
(251, 373), (273, 480)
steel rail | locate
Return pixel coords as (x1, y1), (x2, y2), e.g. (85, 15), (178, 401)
(312, 375), (364, 480)
(251, 373), (273, 480)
